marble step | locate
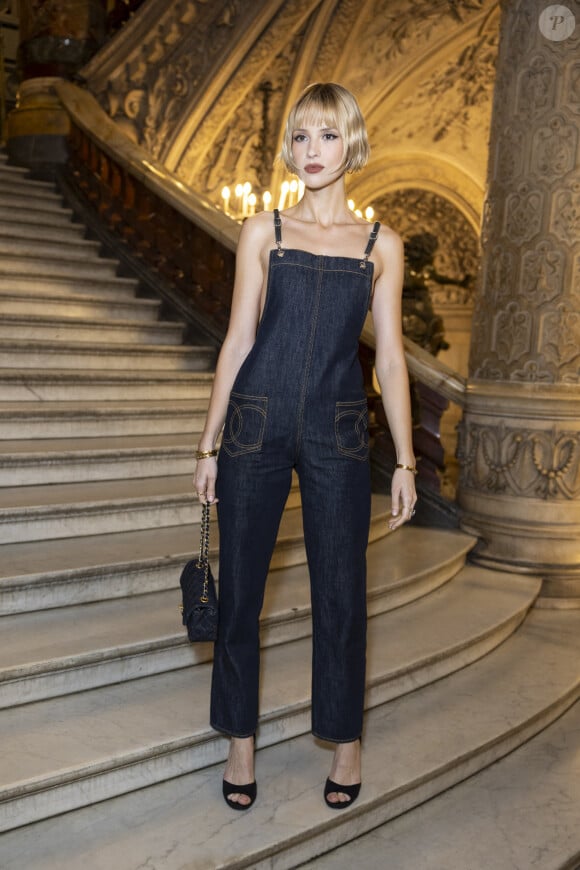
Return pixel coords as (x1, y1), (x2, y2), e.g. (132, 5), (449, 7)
(0, 273), (140, 301)
(0, 181), (62, 202)
(0, 190), (66, 212)
(0, 202), (77, 226)
(0, 235), (103, 262)
(0, 369), (213, 402)
(0, 526), (476, 706)
(0, 601), (571, 838)
(0, 177), (60, 197)
(0, 253), (119, 280)
(305, 698), (580, 870)
(0, 472), (208, 543)
(0, 289), (160, 322)
(0, 492), (390, 614)
(0, 434), (203, 485)
(10, 619), (573, 870)
(0, 399), (208, 439)
(0, 313), (185, 346)
(0, 341), (215, 372)
(0, 219), (87, 244)
(0, 160), (31, 177)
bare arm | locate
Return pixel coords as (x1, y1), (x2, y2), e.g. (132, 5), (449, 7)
(371, 229), (417, 529)
(193, 214), (270, 503)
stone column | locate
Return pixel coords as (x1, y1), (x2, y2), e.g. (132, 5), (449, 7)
(457, 0), (580, 605)
(6, 0), (105, 173)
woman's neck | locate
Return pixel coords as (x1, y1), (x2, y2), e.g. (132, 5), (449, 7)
(288, 178), (355, 228)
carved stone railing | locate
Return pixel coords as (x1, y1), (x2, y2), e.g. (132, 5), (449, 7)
(56, 81), (467, 507)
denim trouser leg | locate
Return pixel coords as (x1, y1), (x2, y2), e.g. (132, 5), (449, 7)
(297, 451), (371, 743)
(210, 450), (293, 737)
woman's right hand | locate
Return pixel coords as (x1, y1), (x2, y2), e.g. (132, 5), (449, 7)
(193, 456), (218, 505)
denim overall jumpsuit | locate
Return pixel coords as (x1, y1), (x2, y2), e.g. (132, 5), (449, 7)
(211, 209), (380, 743)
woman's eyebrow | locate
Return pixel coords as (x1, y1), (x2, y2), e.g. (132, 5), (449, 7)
(293, 125), (339, 132)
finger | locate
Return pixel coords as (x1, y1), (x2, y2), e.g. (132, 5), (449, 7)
(389, 502), (415, 530)
(388, 513), (404, 531)
(194, 472), (208, 503)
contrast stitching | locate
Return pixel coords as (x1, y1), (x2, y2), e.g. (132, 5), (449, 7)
(295, 263), (323, 459)
(335, 400), (369, 461)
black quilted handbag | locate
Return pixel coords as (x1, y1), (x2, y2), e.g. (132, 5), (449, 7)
(179, 501), (218, 642)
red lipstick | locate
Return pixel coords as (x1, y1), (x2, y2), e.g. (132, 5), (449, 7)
(305, 164), (324, 173)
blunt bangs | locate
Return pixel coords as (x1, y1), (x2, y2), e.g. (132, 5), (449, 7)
(280, 82), (370, 175)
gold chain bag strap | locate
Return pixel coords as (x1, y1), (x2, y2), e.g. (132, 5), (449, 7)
(179, 501), (218, 642)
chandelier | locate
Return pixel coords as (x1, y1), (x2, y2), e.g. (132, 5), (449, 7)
(219, 180), (374, 222)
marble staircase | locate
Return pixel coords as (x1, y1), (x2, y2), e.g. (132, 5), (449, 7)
(1, 152), (580, 870)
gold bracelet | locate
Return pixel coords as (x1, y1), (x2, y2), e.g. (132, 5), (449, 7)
(195, 449), (218, 460)
(395, 463), (418, 475)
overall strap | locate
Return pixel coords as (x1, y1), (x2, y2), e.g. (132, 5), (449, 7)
(360, 220), (380, 269)
(273, 208), (284, 257)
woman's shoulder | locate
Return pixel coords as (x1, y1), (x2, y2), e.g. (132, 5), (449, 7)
(374, 220), (402, 245)
(241, 209), (276, 238)
(238, 210), (276, 255)
(375, 222), (404, 257)
(371, 222), (404, 282)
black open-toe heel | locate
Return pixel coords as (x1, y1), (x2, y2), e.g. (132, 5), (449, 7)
(222, 778), (257, 810)
(324, 778), (361, 810)
(223, 733), (257, 810)
(324, 737), (362, 809)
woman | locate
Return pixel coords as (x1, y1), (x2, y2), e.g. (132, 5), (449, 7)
(193, 82), (416, 811)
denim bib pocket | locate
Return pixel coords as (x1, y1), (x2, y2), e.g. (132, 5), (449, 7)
(335, 399), (369, 461)
(222, 392), (268, 457)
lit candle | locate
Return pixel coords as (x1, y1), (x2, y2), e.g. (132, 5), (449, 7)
(242, 181), (252, 217)
(248, 192), (257, 215)
(278, 180), (290, 210)
(347, 199), (355, 211)
(289, 179), (298, 206)
(263, 190), (272, 211)
(221, 186), (231, 215)
(235, 183), (244, 218)
(365, 206), (374, 220)
(355, 209), (362, 218)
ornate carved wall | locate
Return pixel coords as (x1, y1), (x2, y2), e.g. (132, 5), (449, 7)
(81, 0), (499, 226)
(373, 188), (478, 306)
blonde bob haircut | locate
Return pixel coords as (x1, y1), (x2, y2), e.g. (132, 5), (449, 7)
(280, 82), (370, 175)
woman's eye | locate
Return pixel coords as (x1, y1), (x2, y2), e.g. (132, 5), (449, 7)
(323, 133), (339, 140)
(293, 134), (307, 142)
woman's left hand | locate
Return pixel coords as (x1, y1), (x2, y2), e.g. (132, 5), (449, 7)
(388, 468), (417, 530)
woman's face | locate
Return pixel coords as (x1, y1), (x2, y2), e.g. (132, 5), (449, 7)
(291, 117), (345, 187)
